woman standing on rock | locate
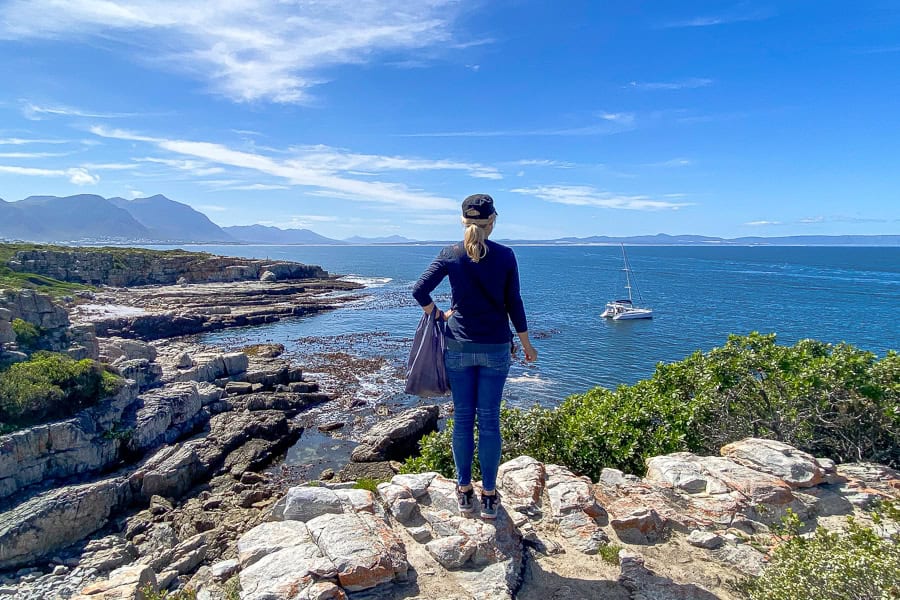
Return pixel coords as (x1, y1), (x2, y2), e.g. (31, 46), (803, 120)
(412, 193), (537, 519)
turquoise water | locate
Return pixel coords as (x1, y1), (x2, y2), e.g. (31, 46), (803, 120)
(175, 245), (899, 407)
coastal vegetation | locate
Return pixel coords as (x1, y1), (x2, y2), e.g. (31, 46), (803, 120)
(0, 351), (122, 431)
(403, 333), (899, 481)
(11, 318), (42, 351)
(740, 502), (900, 599)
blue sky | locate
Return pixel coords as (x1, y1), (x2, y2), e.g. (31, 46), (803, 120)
(1, 0), (898, 240)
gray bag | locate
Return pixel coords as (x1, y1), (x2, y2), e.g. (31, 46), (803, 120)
(405, 311), (450, 397)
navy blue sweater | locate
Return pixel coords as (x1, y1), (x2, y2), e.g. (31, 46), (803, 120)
(412, 241), (528, 346)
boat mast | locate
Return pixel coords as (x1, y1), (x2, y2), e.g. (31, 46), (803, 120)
(621, 243), (645, 305)
(621, 244), (633, 303)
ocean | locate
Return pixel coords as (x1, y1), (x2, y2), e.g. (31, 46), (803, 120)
(155, 244), (900, 410)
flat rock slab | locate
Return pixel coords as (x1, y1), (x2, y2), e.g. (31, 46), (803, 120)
(73, 564), (156, 600)
(306, 512), (408, 592)
(271, 486), (344, 523)
(721, 438), (825, 488)
(240, 545), (338, 600)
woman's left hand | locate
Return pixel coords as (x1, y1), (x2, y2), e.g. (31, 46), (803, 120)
(442, 309), (454, 321)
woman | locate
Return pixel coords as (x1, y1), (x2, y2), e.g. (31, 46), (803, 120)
(412, 193), (537, 519)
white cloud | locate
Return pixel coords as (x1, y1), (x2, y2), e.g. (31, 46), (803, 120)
(91, 125), (458, 210)
(510, 185), (691, 211)
(398, 118), (636, 138)
(799, 216), (825, 224)
(0, 164), (99, 185)
(21, 102), (142, 120)
(67, 168), (100, 185)
(196, 204), (227, 212)
(663, 9), (774, 28)
(599, 112), (635, 126)
(289, 214), (339, 222)
(137, 156), (225, 176)
(287, 145), (502, 180)
(129, 190), (145, 198)
(745, 220), (782, 226)
(648, 158), (693, 168)
(1, 1), (469, 104)
(80, 162), (139, 171)
(213, 183), (290, 191)
(628, 78), (713, 91)
(0, 137), (70, 145)
(0, 151), (69, 158)
(515, 159), (576, 168)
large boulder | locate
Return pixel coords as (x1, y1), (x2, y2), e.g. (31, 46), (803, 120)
(350, 405), (439, 462)
(271, 486), (344, 522)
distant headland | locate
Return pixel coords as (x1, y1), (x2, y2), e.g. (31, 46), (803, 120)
(2, 193), (897, 246)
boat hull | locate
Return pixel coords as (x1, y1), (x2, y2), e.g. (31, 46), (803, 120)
(611, 309), (653, 320)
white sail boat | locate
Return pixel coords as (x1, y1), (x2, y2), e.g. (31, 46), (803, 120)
(600, 244), (653, 320)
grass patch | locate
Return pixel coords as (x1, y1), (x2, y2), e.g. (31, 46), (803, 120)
(598, 543), (622, 565)
(353, 477), (387, 493)
(0, 265), (93, 296)
(140, 586), (197, 600)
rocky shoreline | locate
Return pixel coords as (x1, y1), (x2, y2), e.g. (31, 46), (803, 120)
(0, 250), (392, 598)
(2, 248), (898, 599)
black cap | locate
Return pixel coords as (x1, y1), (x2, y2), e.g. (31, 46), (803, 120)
(462, 194), (496, 219)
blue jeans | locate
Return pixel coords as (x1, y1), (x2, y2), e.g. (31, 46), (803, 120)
(444, 349), (511, 492)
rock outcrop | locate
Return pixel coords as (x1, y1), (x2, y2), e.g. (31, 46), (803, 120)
(0, 336), (330, 575)
(7, 437), (900, 599)
(0, 382), (140, 499)
(75, 279), (359, 341)
(9, 250), (328, 287)
(0, 288), (76, 355)
(210, 440), (897, 600)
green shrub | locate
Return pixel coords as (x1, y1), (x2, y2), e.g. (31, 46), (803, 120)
(678, 335), (899, 466)
(0, 352), (122, 428)
(11, 318), (42, 352)
(402, 334), (899, 480)
(742, 504), (900, 600)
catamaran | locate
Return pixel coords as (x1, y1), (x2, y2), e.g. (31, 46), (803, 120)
(600, 244), (653, 320)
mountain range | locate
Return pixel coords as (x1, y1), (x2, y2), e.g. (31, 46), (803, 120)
(0, 194), (897, 246)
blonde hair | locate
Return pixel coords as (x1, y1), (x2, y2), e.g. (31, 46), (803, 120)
(462, 214), (496, 262)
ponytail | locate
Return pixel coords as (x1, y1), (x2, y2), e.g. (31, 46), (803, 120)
(464, 223), (487, 262)
(462, 213), (495, 262)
